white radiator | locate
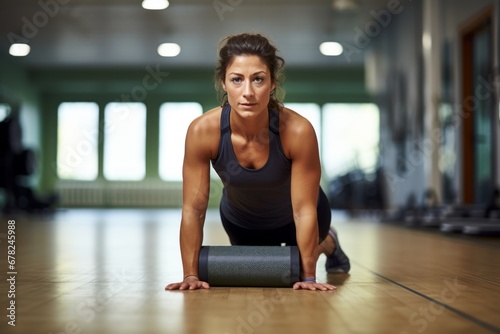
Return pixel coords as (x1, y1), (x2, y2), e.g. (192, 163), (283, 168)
(57, 181), (183, 207)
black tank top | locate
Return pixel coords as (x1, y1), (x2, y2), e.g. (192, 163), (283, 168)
(211, 104), (293, 230)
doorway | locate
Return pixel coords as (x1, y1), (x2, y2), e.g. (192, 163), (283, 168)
(461, 9), (495, 204)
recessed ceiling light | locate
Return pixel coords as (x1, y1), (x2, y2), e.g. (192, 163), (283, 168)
(9, 43), (30, 57)
(319, 42), (343, 56)
(142, 0), (169, 10)
(422, 32), (432, 51)
(158, 43), (181, 57)
(332, 0), (358, 11)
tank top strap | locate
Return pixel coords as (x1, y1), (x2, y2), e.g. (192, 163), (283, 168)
(269, 108), (280, 135)
(220, 104), (231, 135)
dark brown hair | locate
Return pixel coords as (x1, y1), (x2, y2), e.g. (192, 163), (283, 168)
(214, 33), (285, 111)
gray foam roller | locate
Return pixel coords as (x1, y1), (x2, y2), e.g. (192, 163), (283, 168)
(198, 246), (301, 287)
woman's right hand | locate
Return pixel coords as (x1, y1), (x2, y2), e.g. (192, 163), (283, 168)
(165, 276), (210, 290)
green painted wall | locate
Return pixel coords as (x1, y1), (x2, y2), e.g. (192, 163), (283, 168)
(3, 64), (370, 207)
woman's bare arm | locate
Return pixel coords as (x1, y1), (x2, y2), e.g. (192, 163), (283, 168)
(166, 111), (219, 290)
(282, 110), (335, 291)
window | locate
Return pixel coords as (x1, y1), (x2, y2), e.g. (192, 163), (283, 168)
(103, 102), (146, 181)
(284, 103), (322, 153)
(159, 102), (203, 181)
(0, 103), (11, 122)
(57, 102), (99, 180)
(322, 103), (380, 179)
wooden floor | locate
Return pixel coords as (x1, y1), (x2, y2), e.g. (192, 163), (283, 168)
(1, 209), (500, 334)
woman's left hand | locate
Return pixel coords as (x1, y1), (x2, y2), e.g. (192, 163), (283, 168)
(292, 281), (337, 291)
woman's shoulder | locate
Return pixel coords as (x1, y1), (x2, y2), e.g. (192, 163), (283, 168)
(186, 106), (223, 159)
(278, 106), (315, 136)
(278, 107), (319, 158)
(188, 106), (223, 135)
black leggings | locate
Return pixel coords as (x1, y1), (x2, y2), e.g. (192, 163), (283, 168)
(221, 188), (331, 246)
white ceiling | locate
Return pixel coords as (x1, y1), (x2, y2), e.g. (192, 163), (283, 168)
(0, 0), (391, 68)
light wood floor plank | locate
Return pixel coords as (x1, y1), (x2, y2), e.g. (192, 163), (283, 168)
(332, 220), (500, 331)
(1, 209), (499, 334)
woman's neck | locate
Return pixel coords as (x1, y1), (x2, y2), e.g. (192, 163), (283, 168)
(230, 108), (269, 140)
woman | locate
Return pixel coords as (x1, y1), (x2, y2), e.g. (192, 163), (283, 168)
(165, 33), (350, 291)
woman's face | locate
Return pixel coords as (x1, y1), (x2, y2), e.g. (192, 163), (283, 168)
(222, 54), (276, 119)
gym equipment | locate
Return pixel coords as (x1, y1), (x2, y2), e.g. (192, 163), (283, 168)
(440, 189), (500, 235)
(0, 112), (58, 212)
(198, 245), (301, 287)
(0, 114), (22, 153)
(385, 188), (500, 235)
(14, 149), (37, 175)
